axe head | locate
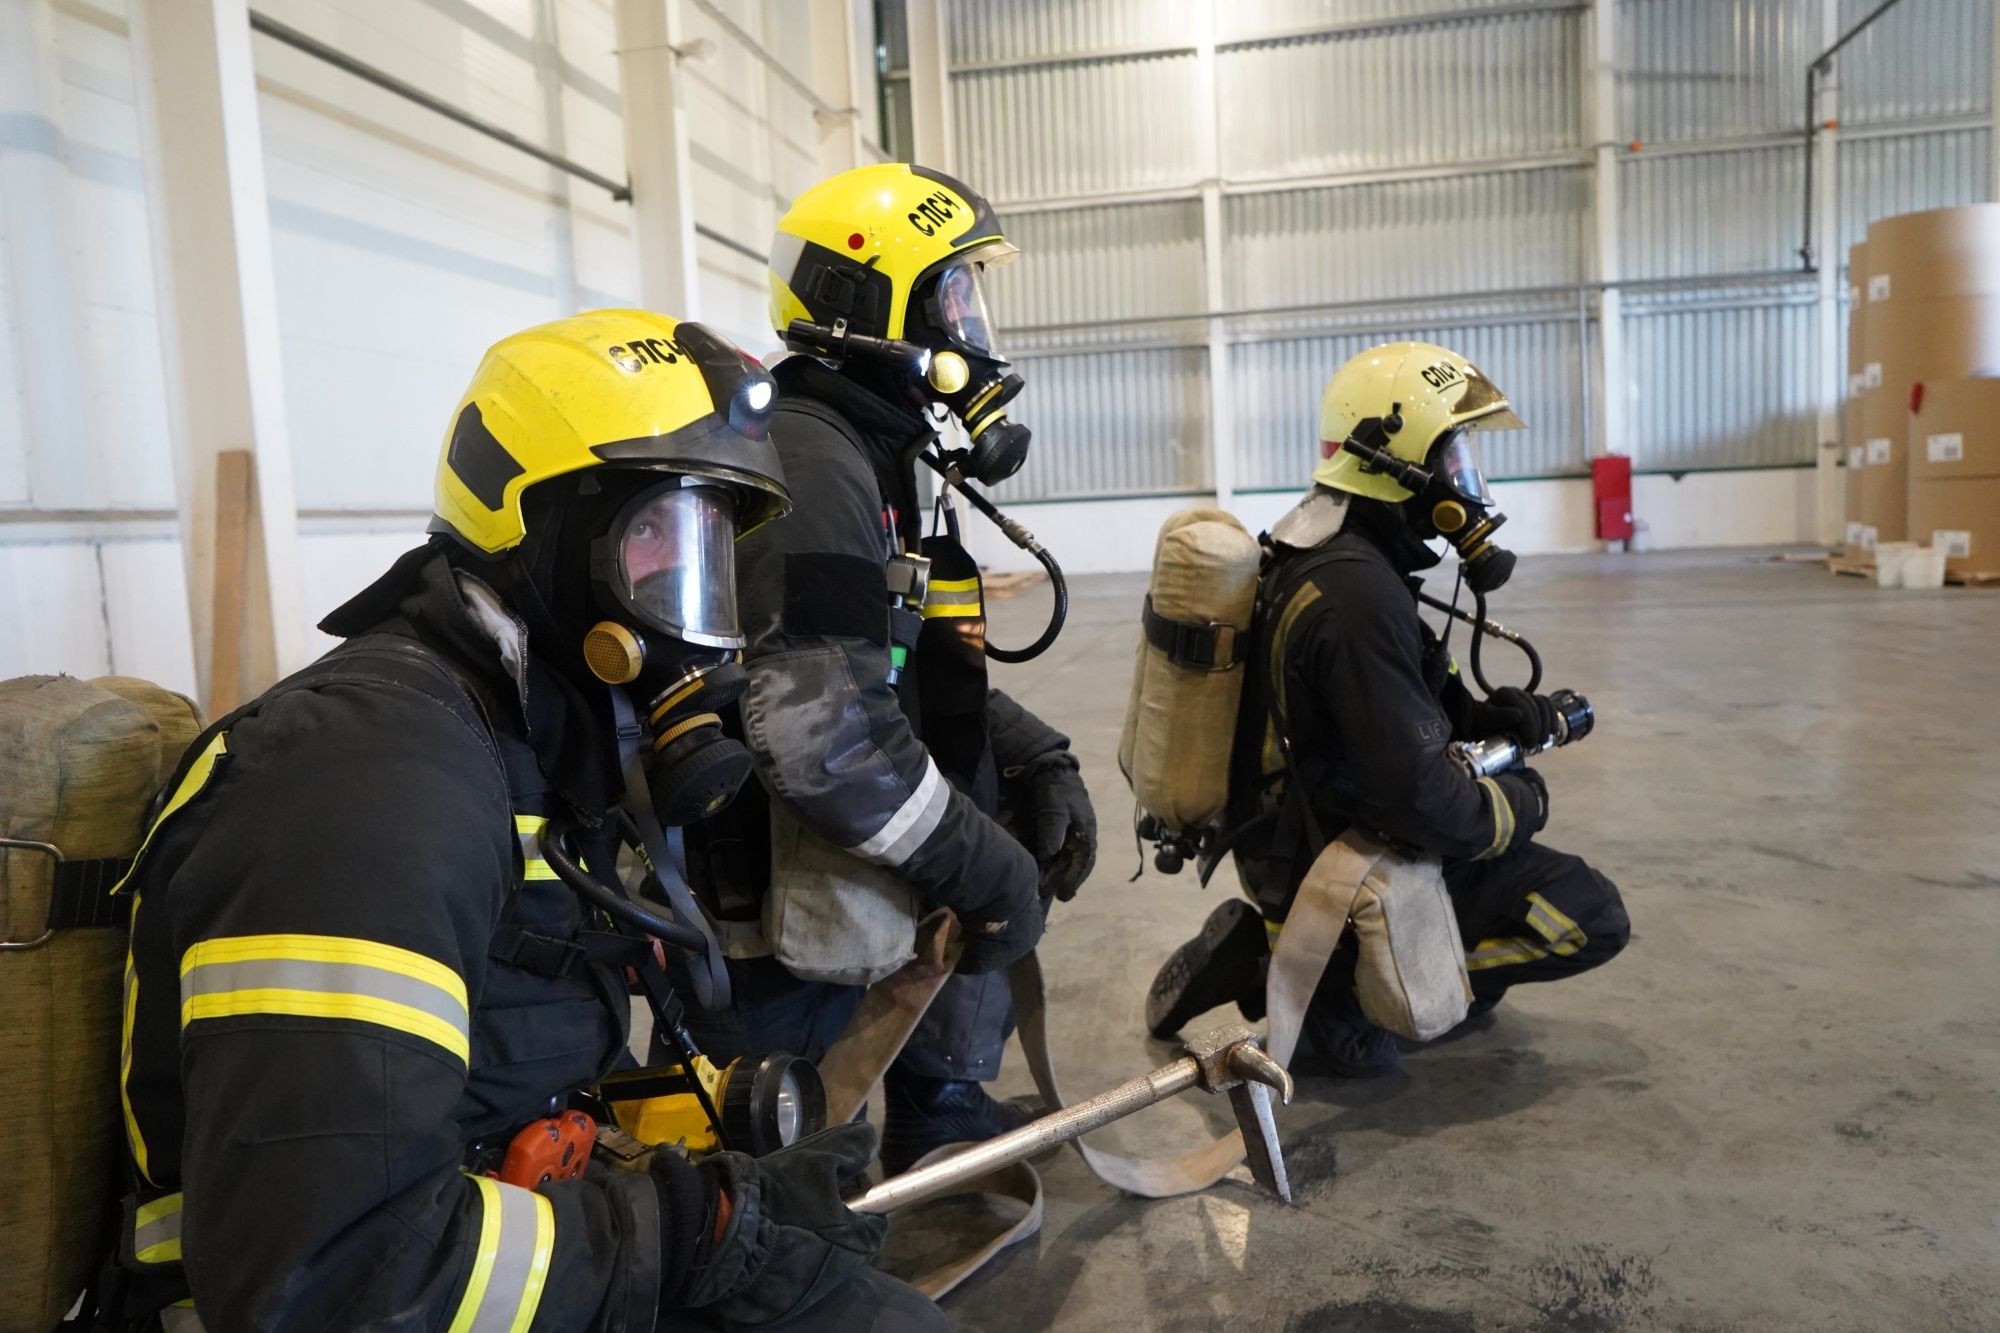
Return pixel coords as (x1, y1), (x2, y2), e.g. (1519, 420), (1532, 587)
(1182, 1023), (1294, 1204)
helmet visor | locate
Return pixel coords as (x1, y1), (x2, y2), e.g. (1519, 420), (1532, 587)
(935, 263), (1001, 357)
(613, 483), (742, 646)
(1432, 429), (1493, 504)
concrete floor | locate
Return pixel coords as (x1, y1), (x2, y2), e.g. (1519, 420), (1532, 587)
(913, 546), (2000, 1332)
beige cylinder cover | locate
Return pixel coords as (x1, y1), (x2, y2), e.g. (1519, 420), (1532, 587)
(1119, 509), (1262, 834)
(1, 675), (201, 1333)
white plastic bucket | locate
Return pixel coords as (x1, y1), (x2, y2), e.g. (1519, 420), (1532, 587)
(1902, 547), (1947, 589)
(1874, 541), (1916, 587)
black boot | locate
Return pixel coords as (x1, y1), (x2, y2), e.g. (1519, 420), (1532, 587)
(879, 1070), (1045, 1176)
(1145, 898), (1270, 1039)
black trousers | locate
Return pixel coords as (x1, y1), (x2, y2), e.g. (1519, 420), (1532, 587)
(657, 1266), (949, 1332)
(1444, 839), (1629, 1001)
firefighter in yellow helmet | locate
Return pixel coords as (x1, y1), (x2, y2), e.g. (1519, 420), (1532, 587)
(672, 164), (1097, 1176)
(1147, 341), (1628, 1074)
(108, 311), (947, 1331)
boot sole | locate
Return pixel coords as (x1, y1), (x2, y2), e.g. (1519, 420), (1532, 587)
(1144, 899), (1265, 1039)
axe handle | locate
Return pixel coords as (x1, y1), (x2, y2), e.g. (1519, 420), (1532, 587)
(846, 1058), (1203, 1215)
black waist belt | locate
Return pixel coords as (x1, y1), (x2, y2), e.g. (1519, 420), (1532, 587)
(1141, 596), (1246, 671)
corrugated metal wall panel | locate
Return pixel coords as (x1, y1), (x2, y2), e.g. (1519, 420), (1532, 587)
(945, 0), (1195, 65)
(1226, 167), (1590, 310)
(953, 53), (1200, 201)
(1619, 144), (1802, 279)
(992, 346), (1211, 500)
(1623, 290), (1817, 471)
(1837, 128), (1993, 255)
(1215, 0), (1550, 45)
(1619, 0), (1815, 145)
(987, 201), (1205, 329)
(1217, 9), (1584, 180)
(1835, 0), (1990, 127)
(1232, 320), (1587, 491)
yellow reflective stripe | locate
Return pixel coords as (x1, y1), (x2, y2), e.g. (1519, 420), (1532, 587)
(121, 895), (151, 1184)
(112, 733), (227, 895)
(1524, 892), (1585, 956)
(133, 1191), (184, 1264)
(928, 577), (979, 592)
(1466, 936), (1548, 971)
(920, 601), (982, 619)
(448, 1177), (555, 1333)
(1474, 776), (1514, 860)
(179, 935), (469, 1064)
(515, 814), (557, 882)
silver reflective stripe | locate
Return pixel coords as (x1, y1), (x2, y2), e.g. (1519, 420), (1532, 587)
(180, 958), (469, 1043)
(847, 756), (949, 867)
(133, 1192), (183, 1265)
(448, 1177), (555, 1333)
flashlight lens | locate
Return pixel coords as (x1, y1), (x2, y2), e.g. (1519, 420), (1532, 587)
(775, 1073), (800, 1145)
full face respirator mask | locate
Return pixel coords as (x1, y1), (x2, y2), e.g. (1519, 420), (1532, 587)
(1341, 411), (1517, 595)
(585, 479), (754, 826)
(784, 257), (1031, 487)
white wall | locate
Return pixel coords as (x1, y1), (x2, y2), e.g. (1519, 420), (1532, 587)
(1, 0), (860, 690)
(961, 467), (1827, 575)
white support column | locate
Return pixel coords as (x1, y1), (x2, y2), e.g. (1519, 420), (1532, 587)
(617, 0), (701, 316)
(1195, 0), (1232, 511)
(0, 0), (95, 510)
(1588, 0), (1624, 462)
(810, 0), (864, 178)
(534, 0), (580, 315)
(904, 0), (953, 171)
(129, 0), (307, 710)
(1814, 0), (1845, 545)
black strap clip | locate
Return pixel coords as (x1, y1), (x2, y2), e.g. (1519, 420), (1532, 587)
(1141, 596), (1244, 672)
(1, 839), (134, 950)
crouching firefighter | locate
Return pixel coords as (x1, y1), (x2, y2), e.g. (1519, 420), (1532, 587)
(95, 311), (945, 1332)
(676, 163), (1097, 1176)
(1145, 341), (1630, 1075)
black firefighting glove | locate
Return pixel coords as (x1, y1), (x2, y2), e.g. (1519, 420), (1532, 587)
(987, 690), (1098, 901)
(955, 885), (1046, 976)
(1478, 686), (1561, 752)
(1490, 766), (1550, 850)
(682, 1123), (888, 1328)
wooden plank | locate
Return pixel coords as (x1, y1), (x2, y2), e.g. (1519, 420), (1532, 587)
(208, 449), (254, 716)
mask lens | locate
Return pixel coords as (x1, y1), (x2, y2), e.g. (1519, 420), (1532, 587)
(936, 263), (1000, 357)
(615, 484), (741, 645)
(1432, 430), (1492, 504)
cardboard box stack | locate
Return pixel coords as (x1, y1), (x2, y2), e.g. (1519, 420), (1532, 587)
(1849, 205), (2000, 552)
(1844, 240), (1867, 547)
(1907, 377), (2000, 581)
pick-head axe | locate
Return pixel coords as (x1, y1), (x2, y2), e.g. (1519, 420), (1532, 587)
(845, 1022), (1295, 1214)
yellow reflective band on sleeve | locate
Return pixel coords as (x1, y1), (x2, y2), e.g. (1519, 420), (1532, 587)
(112, 733), (228, 895)
(922, 576), (982, 620)
(179, 934), (470, 1064)
(1474, 776), (1514, 860)
(1524, 892), (1585, 956)
(132, 1191), (184, 1265)
(448, 1177), (555, 1333)
(1466, 935), (1549, 971)
(515, 814), (557, 882)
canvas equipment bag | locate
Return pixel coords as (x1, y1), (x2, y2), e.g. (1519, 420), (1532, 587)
(1, 675), (202, 1333)
(761, 794), (924, 985)
(1118, 509), (1262, 837)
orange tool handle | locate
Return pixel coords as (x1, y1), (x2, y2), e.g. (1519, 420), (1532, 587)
(495, 1110), (597, 1189)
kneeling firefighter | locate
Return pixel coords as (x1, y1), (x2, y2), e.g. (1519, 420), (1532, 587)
(1145, 342), (1630, 1074)
(99, 312), (944, 1332)
(679, 163), (1097, 1174)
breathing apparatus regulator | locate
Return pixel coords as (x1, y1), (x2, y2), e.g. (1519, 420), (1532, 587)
(771, 162), (1068, 661)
